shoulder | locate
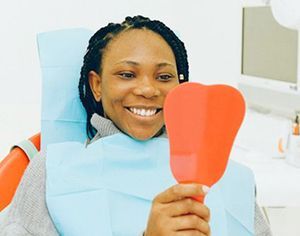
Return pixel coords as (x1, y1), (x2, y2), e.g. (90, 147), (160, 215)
(11, 151), (46, 203)
(0, 152), (58, 235)
(226, 159), (255, 180)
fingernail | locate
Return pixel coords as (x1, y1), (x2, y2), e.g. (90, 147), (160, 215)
(202, 185), (210, 195)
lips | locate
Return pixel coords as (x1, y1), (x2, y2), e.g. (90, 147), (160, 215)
(125, 106), (162, 117)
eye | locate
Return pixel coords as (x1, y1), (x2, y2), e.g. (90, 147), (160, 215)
(157, 74), (174, 81)
(118, 72), (135, 79)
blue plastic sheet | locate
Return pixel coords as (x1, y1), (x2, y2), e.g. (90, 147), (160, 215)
(37, 28), (93, 150)
(46, 133), (255, 236)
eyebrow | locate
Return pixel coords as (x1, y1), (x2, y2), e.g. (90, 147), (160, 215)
(157, 62), (175, 68)
(115, 60), (175, 68)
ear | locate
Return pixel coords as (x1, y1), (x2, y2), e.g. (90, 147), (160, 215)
(88, 71), (102, 102)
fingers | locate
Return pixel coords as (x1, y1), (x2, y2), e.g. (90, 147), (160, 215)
(154, 183), (210, 204)
(168, 198), (210, 221)
(146, 183), (211, 236)
(172, 214), (211, 234)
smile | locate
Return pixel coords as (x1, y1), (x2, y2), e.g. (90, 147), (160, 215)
(126, 107), (162, 117)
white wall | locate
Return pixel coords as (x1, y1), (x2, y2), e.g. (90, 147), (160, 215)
(0, 0), (242, 158)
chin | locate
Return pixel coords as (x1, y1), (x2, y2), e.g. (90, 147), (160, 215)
(128, 128), (164, 141)
(130, 132), (154, 141)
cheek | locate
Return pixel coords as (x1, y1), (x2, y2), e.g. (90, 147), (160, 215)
(161, 82), (180, 97)
(101, 84), (126, 113)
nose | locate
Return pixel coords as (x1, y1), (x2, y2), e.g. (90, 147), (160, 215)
(133, 76), (161, 98)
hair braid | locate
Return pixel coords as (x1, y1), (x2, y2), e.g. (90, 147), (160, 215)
(78, 15), (190, 139)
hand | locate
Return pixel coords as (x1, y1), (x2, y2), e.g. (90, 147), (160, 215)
(144, 183), (211, 236)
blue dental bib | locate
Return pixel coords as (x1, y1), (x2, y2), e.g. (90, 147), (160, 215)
(46, 133), (255, 236)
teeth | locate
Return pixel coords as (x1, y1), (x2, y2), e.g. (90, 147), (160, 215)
(129, 107), (157, 117)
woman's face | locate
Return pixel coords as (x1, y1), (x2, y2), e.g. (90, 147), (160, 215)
(89, 29), (179, 140)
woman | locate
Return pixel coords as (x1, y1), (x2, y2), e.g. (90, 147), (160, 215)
(0, 16), (272, 236)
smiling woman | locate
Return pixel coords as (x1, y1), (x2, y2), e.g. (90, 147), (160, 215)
(78, 16), (189, 141)
(88, 29), (179, 140)
(0, 15), (272, 236)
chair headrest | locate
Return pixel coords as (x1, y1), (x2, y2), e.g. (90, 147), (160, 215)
(37, 28), (93, 151)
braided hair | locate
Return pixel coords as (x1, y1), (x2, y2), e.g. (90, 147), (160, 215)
(79, 15), (189, 139)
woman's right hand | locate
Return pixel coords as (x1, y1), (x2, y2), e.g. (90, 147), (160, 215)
(144, 183), (211, 236)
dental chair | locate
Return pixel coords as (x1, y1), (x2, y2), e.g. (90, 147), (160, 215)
(0, 134), (40, 211)
(0, 28), (93, 212)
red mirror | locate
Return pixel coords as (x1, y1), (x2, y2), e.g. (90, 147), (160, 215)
(164, 82), (245, 202)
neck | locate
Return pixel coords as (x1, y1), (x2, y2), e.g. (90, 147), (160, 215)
(88, 113), (167, 144)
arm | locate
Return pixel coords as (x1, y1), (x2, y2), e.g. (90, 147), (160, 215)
(255, 202), (273, 236)
(0, 152), (58, 236)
